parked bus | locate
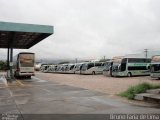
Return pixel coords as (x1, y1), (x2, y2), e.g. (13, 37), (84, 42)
(75, 63), (84, 74)
(40, 64), (50, 72)
(34, 62), (42, 71)
(103, 61), (113, 77)
(66, 64), (76, 74)
(112, 57), (151, 77)
(55, 64), (68, 73)
(48, 65), (57, 72)
(13, 52), (35, 78)
(55, 65), (63, 73)
(150, 55), (160, 79)
(61, 64), (69, 73)
(81, 62), (104, 75)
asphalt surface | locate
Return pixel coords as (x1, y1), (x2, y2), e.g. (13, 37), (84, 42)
(0, 74), (160, 120)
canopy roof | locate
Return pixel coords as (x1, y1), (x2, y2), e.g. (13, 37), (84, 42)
(0, 21), (53, 49)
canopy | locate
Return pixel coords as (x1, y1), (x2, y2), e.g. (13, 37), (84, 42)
(0, 21), (53, 49)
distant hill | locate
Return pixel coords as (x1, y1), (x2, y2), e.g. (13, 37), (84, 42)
(35, 58), (86, 64)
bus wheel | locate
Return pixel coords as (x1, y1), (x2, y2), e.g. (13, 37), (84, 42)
(127, 72), (132, 77)
(92, 71), (95, 75)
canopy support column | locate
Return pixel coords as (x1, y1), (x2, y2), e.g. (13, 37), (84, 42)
(9, 46), (14, 81)
(7, 47), (10, 69)
(6, 33), (15, 82)
(6, 47), (10, 80)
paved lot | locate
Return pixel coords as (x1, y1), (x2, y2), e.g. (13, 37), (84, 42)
(36, 72), (160, 95)
(0, 73), (160, 119)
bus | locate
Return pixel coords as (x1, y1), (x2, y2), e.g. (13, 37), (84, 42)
(66, 64), (76, 74)
(48, 65), (57, 72)
(112, 57), (151, 77)
(13, 52), (35, 78)
(75, 63), (84, 74)
(55, 64), (68, 73)
(34, 62), (42, 71)
(81, 62), (104, 75)
(150, 55), (160, 79)
(103, 61), (113, 77)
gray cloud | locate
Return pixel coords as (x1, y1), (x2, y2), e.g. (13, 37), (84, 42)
(0, 0), (160, 60)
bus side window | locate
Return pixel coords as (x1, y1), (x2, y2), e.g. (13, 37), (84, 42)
(95, 63), (102, 66)
(88, 63), (94, 69)
(70, 65), (74, 70)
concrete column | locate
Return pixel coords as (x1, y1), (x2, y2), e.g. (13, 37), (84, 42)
(9, 47), (14, 81)
(6, 47), (10, 80)
(7, 47), (10, 70)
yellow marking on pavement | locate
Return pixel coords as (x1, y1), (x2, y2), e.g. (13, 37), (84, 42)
(16, 80), (24, 86)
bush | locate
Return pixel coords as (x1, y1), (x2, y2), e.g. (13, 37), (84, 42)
(118, 82), (160, 100)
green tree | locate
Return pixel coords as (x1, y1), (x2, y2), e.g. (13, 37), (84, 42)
(99, 59), (110, 62)
(0, 60), (7, 70)
(58, 61), (70, 64)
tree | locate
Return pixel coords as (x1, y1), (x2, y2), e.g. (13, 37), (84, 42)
(0, 60), (7, 70)
(99, 59), (110, 62)
(58, 61), (70, 64)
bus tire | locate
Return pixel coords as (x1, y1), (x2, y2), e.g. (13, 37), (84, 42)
(92, 71), (95, 75)
(127, 72), (132, 77)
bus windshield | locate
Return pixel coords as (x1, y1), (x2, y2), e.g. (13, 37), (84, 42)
(104, 62), (112, 70)
(70, 65), (75, 70)
(19, 54), (34, 67)
(151, 64), (160, 73)
(81, 64), (87, 70)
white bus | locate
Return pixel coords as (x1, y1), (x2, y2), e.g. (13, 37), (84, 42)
(150, 55), (160, 79)
(112, 57), (151, 77)
(66, 64), (76, 74)
(13, 52), (35, 78)
(40, 64), (50, 73)
(47, 65), (57, 72)
(81, 62), (104, 75)
(75, 63), (84, 74)
(55, 64), (68, 73)
(103, 61), (113, 77)
(34, 62), (42, 71)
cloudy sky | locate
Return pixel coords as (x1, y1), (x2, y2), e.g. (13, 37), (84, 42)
(0, 0), (160, 60)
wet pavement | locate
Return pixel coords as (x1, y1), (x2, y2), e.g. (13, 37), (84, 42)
(0, 74), (160, 119)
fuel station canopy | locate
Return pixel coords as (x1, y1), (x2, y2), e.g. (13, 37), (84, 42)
(0, 21), (53, 49)
(0, 21), (54, 81)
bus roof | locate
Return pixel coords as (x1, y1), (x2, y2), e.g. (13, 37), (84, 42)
(151, 55), (160, 62)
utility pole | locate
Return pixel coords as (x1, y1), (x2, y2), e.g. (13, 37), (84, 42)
(104, 56), (105, 60)
(75, 58), (78, 63)
(144, 49), (148, 58)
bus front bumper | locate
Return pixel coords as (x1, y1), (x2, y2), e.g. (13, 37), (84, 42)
(112, 72), (126, 77)
(150, 73), (160, 78)
(18, 72), (35, 76)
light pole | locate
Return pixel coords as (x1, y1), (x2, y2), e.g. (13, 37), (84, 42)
(75, 58), (78, 63)
(144, 49), (148, 58)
